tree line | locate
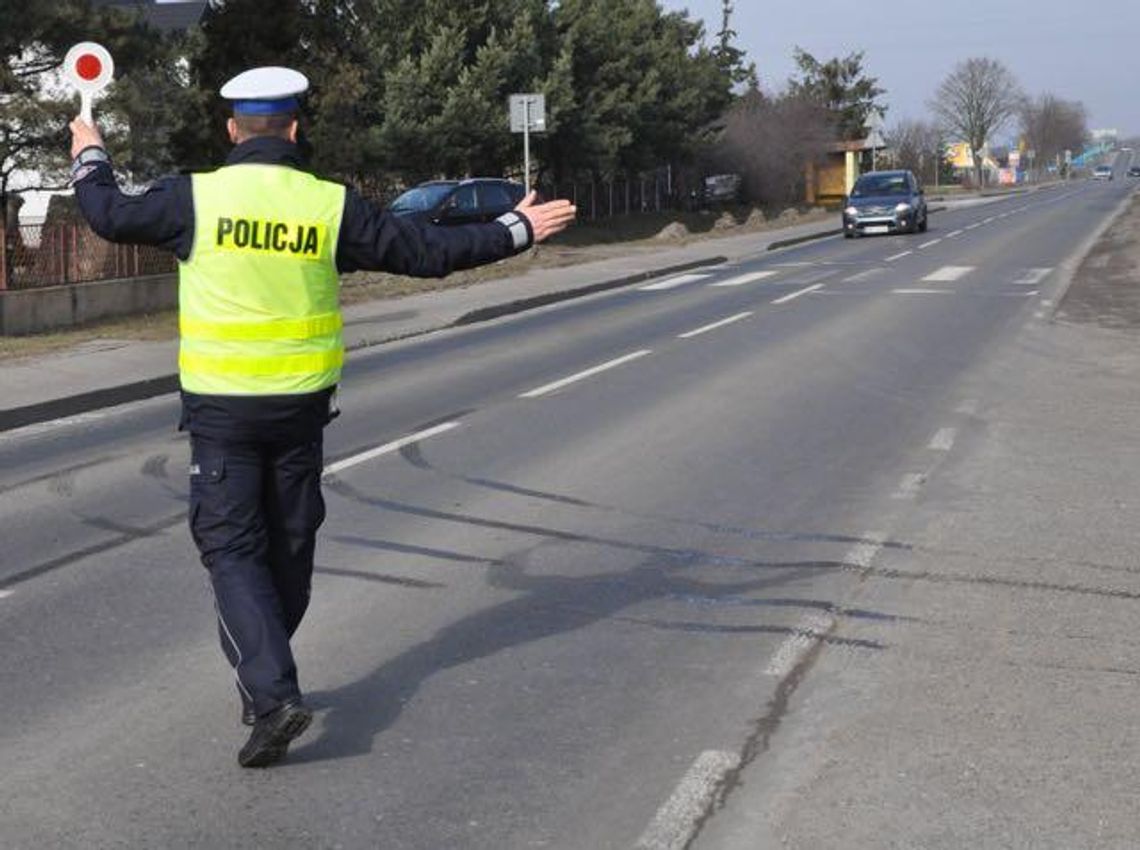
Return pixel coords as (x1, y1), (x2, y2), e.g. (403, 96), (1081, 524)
(0, 0), (1094, 222)
(1, 0), (756, 211)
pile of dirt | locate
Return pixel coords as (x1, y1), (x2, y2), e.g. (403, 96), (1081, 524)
(654, 221), (690, 241)
(777, 208), (800, 223)
(745, 208), (768, 227)
(712, 211), (737, 231)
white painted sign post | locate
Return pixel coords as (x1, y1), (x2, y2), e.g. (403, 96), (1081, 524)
(63, 42), (115, 125)
(509, 93), (546, 192)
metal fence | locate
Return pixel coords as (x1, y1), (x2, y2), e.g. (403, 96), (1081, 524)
(0, 223), (176, 291)
(543, 173), (689, 220)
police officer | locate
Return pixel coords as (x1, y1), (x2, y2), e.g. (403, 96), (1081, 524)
(69, 67), (576, 768)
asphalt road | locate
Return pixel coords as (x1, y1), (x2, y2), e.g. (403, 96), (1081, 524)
(0, 161), (1135, 848)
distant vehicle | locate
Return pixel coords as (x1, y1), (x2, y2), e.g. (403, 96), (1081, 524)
(1127, 166), (1140, 178)
(1092, 165), (1114, 181)
(842, 170), (928, 238)
(388, 179), (526, 225)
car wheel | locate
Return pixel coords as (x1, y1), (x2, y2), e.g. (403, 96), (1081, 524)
(918, 213), (928, 233)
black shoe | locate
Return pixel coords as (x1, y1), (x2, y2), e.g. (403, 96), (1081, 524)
(241, 705), (256, 727)
(237, 700), (313, 768)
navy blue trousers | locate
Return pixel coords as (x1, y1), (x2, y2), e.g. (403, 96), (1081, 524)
(188, 431), (325, 718)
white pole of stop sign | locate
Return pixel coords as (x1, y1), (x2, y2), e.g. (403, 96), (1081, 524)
(63, 42), (114, 125)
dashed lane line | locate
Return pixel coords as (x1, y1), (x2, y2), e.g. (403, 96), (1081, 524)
(763, 531), (884, 679)
(678, 312), (753, 339)
(892, 288), (954, 295)
(0, 590), (13, 600)
(929, 427), (957, 451)
(771, 283), (825, 305)
(634, 750), (740, 850)
(322, 422), (461, 477)
(841, 268), (886, 283)
(518, 349), (652, 398)
(884, 250), (912, 262)
(709, 270), (778, 287)
(892, 473), (925, 499)
(1014, 268), (1052, 286)
(917, 239), (942, 249)
(945, 229), (964, 238)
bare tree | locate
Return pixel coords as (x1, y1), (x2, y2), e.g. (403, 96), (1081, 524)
(1020, 94), (1088, 175)
(714, 89), (834, 205)
(930, 57), (1021, 187)
(885, 120), (947, 186)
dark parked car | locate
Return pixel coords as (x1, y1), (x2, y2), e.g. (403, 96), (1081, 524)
(388, 178), (526, 225)
(842, 170), (928, 238)
(1127, 166), (1140, 178)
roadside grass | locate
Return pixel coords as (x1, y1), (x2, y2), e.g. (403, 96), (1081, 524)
(0, 205), (832, 361)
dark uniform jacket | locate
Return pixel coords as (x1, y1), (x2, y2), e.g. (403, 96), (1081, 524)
(73, 137), (533, 441)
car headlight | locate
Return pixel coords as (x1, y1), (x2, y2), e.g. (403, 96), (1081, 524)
(844, 206), (858, 217)
(895, 202), (912, 213)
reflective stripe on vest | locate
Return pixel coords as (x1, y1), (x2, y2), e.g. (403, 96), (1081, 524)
(180, 165), (346, 396)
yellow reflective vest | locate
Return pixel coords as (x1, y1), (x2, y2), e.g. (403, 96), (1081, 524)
(178, 165), (346, 395)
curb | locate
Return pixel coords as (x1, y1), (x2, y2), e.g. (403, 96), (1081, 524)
(766, 229), (841, 251)
(0, 374), (180, 433)
(452, 256), (727, 326)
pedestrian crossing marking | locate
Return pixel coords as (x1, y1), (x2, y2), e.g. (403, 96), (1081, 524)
(921, 265), (974, 282)
(709, 270), (778, 287)
(639, 273), (712, 291)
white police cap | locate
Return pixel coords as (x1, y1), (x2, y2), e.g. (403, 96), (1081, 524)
(220, 67), (308, 115)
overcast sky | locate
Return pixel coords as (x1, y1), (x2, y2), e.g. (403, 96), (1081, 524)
(660, 0), (1140, 138)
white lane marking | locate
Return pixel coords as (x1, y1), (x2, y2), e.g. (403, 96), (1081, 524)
(892, 288), (954, 295)
(678, 312), (753, 339)
(1014, 268), (1052, 286)
(519, 349), (652, 398)
(929, 427), (957, 451)
(634, 750), (740, 850)
(956, 399), (979, 415)
(885, 250), (912, 262)
(917, 239), (942, 249)
(323, 422), (461, 477)
(893, 473), (925, 499)
(922, 265), (974, 282)
(945, 229), (964, 238)
(1034, 310), (1047, 319)
(965, 222), (982, 230)
(710, 270), (778, 287)
(0, 589), (12, 600)
(763, 531), (883, 678)
(639, 273), (711, 291)
(983, 217), (995, 224)
(764, 611), (834, 677)
(1040, 299), (1053, 307)
(847, 533), (886, 569)
(771, 283), (824, 305)
(842, 268), (886, 283)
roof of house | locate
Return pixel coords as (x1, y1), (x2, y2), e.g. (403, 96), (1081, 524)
(92, 0), (208, 33)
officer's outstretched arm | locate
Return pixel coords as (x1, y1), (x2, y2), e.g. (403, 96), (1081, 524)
(68, 118), (193, 259)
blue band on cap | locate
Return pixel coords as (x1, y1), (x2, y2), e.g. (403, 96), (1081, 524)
(233, 97), (298, 115)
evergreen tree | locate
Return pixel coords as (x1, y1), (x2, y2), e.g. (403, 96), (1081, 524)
(789, 48), (885, 141)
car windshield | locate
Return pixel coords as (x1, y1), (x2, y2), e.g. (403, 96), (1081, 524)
(851, 174), (909, 197)
(389, 184), (455, 213)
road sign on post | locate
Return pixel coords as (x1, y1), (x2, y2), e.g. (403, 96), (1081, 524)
(509, 94), (546, 192)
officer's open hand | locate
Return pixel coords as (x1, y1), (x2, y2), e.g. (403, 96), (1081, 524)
(515, 191), (576, 243)
(69, 117), (105, 159)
